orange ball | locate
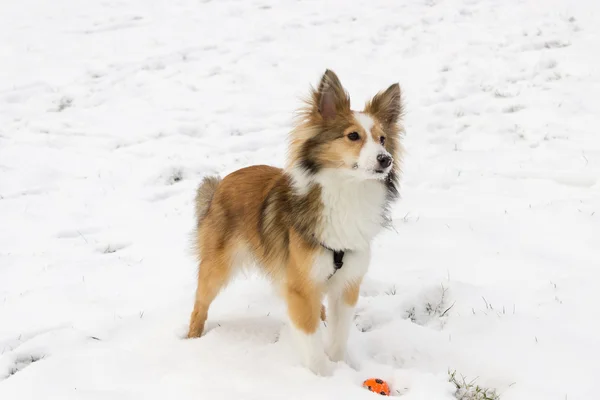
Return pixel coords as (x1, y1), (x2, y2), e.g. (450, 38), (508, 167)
(362, 378), (391, 396)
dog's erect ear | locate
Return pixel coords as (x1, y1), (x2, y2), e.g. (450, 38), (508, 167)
(315, 70), (350, 121)
(366, 83), (402, 126)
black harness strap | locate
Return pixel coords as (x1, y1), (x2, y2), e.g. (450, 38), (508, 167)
(333, 250), (345, 270)
(316, 237), (346, 278)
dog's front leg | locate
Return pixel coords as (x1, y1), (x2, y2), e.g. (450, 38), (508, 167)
(325, 279), (361, 363)
(285, 281), (332, 375)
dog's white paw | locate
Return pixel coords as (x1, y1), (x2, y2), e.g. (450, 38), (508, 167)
(288, 325), (335, 376)
(325, 340), (361, 370)
(325, 343), (346, 363)
(325, 332), (351, 363)
(306, 354), (335, 376)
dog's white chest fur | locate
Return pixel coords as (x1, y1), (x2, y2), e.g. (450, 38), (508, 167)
(313, 169), (387, 251)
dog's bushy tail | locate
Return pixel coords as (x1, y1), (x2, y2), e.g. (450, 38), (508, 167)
(194, 176), (221, 227)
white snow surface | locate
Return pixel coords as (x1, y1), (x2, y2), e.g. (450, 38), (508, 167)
(1, 0), (599, 399)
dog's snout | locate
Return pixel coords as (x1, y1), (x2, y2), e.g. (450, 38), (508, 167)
(377, 154), (392, 169)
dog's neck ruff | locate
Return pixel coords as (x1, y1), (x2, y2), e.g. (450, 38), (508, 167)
(288, 165), (392, 279)
(290, 167), (389, 251)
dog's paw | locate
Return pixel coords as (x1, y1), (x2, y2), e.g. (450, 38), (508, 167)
(325, 344), (345, 363)
(325, 341), (361, 370)
(324, 334), (349, 363)
(306, 355), (335, 376)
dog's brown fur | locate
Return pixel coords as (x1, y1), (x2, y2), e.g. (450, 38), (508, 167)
(187, 70), (403, 342)
(187, 165), (327, 337)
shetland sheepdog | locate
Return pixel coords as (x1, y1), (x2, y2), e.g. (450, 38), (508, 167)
(187, 69), (404, 375)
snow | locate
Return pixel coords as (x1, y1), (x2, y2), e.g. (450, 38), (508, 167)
(1, 0), (599, 398)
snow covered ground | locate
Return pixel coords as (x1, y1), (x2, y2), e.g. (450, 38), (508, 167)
(1, 0), (599, 398)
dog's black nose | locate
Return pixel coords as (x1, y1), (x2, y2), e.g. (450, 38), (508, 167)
(377, 154), (392, 169)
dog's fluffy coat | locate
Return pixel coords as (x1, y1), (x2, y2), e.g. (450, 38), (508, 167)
(187, 70), (404, 375)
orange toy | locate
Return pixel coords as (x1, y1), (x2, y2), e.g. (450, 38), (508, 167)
(362, 378), (391, 396)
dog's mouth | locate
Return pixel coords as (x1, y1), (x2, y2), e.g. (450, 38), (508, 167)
(372, 168), (391, 178)
(347, 164), (391, 180)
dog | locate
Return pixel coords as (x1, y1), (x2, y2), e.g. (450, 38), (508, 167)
(187, 69), (404, 375)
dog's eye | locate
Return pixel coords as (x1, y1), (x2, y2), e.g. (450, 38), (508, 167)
(347, 132), (360, 141)
(380, 136), (386, 145)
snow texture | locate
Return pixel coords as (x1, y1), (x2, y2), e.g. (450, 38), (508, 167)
(1, 0), (599, 399)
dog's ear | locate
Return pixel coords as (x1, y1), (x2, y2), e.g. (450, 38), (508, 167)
(366, 83), (402, 127)
(315, 69), (350, 121)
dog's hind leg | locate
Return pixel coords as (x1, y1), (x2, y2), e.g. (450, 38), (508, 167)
(187, 252), (232, 338)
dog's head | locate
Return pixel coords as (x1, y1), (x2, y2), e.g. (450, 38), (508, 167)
(289, 70), (403, 186)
